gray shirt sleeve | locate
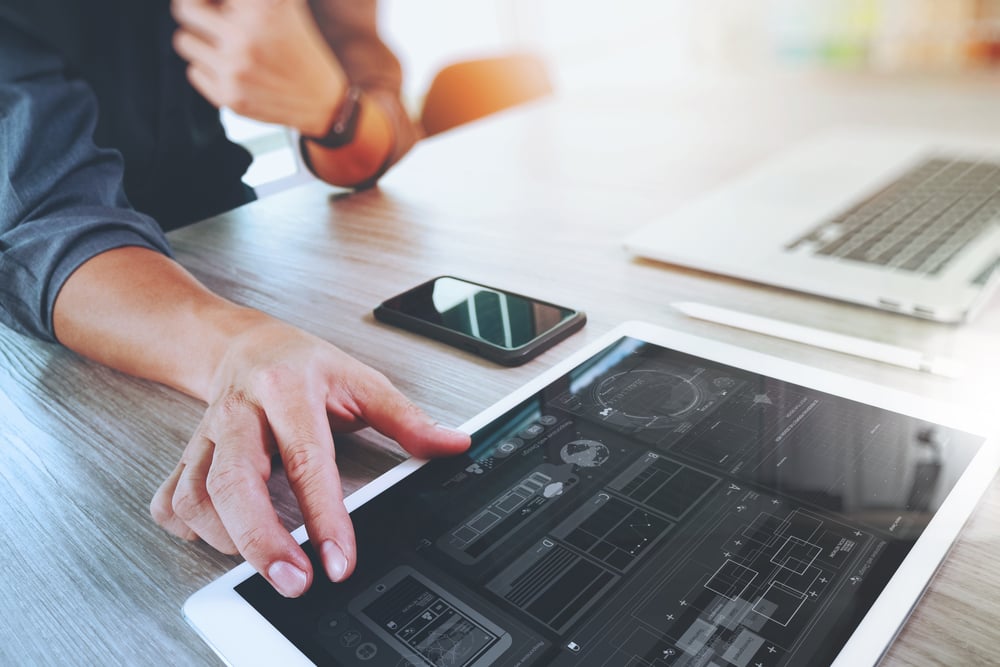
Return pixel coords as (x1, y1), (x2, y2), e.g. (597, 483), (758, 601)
(0, 21), (173, 343)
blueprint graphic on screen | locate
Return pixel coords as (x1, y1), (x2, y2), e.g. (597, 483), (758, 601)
(236, 336), (983, 667)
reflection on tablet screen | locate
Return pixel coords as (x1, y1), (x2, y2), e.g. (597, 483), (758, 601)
(235, 336), (983, 666)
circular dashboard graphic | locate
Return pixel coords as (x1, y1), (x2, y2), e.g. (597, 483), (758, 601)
(560, 440), (610, 468)
(594, 370), (702, 425)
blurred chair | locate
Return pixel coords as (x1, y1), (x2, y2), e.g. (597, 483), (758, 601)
(419, 53), (554, 138)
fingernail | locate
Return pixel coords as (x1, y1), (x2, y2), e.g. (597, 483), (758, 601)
(321, 540), (348, 582)
(267, 561), (309, 598)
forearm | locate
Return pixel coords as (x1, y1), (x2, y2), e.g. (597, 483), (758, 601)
(52, 246), (269, 401)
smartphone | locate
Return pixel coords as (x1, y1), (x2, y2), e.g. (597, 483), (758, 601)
(374, 276), (586, 366)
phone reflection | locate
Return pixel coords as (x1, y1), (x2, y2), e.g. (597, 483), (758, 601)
(398, 276), (575, 350)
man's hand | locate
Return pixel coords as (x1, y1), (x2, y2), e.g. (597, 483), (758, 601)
(171, 0), (346, 137)
(149, 318), (471, 597)
(55, 248), (469, 600)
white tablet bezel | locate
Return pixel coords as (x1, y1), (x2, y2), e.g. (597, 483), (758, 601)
(184, 320), (999, 667)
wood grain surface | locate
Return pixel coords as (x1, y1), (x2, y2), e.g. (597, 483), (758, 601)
(2, 71), (999, 665)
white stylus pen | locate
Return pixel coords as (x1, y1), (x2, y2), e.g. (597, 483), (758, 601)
(672, 301), (966, 379)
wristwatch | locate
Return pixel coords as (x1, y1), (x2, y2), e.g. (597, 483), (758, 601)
(302, 85), (363, 149)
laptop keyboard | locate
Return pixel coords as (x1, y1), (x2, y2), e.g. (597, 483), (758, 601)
(788, 157), (1000, 275)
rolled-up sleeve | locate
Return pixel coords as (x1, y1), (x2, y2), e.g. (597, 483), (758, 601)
(0, 22), (173, 342)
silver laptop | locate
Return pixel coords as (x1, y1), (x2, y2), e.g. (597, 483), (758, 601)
(624, 128), (1000, 322)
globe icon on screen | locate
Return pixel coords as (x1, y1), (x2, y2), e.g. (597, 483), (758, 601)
(560, 439), (610, 468)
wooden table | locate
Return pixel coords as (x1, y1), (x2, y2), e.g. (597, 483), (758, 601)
(2, 71), (999, 665)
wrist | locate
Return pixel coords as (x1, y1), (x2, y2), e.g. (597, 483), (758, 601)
(199, 304), (279, 402)
(52, 247), (277, 403)
(300, 76), (349, 139)
(300, 92), (394, 187)
(302, 85), (363, 149)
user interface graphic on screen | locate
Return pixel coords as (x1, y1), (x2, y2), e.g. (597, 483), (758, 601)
(236, 336), (983, 666)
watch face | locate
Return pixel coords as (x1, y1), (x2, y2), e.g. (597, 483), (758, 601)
(309, 85), (362, 148)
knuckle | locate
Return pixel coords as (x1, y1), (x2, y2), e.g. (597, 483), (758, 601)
(171, 485), (208, 520)
(344, 371), (385, 406)
(400, 399), (427, 423)
(364, 367), (392, 390)
(234, 524), (270, 557)
(282, 442), (326, 488)
(205, 464), (249, 503)
(231, 62), (256, 86)
(210, 76), (239, 109)
(149, 493), (172, 525)
(217, 388), (254, 419)
(239, 32), (265, 62)
(226, 90), (250, 115)
(251, 365), (294, 400)
(197, 85), (225, 110)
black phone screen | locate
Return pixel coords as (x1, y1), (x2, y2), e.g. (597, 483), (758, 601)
(379, 276), (580, 351)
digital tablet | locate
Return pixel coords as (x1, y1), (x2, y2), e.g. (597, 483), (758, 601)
(184, 321), (999, 667)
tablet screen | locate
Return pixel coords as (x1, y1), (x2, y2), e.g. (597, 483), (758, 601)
(235, 336), (984, 666)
